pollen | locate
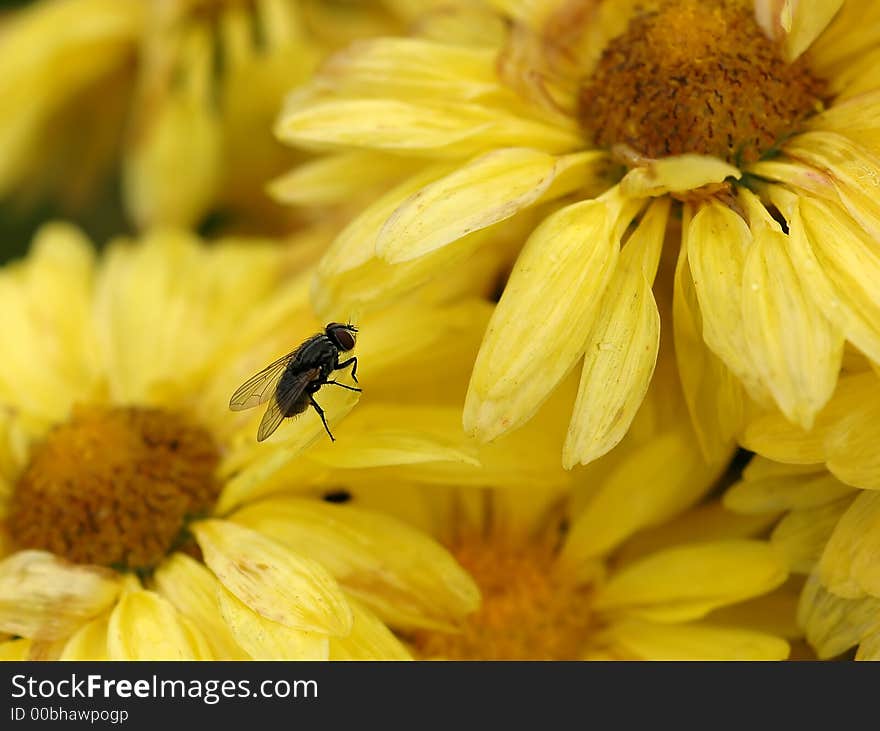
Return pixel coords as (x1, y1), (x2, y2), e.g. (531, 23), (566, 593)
(9, 406), (220, 571)
(579, 0), (826, 165)
(410, 537), (593, 660)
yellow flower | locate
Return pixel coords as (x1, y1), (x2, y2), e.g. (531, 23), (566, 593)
(0, 0), (395, 234)
(723, 369), (880, 659)
(0, 222), (498, 660)
(401, 502), (793, 660)
(722, 455), (880, 659)
(274, 0), (880, 468)
(363, 375), (791, 659)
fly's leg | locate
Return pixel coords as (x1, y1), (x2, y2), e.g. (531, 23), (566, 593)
(336, 356), (359, 384)
(326, 380), (362, 393)
(309, 394), (335, 442)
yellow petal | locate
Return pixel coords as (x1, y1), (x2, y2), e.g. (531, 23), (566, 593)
(810, 0), (880, 75)
(620, 155), (740, 197)
(818, 491), (880, 598)
(326, 236), (506, 318)
(232, 498), (479, 631)
(0, 224), (99, 421)
(276, 97), (580, 156)
(123, 92), (222, 230)
(376, 147), (560, 264)
(152, 553), (247, 660)
(0, 550), (119, 640)
(94, 231), (282, 404)
(724, 470), (855, 514)
(599, 618), (789, 660)
(614, 501), (778, 568)
(739, 191), (843, 428)
(317, 165), (454, 279)
(330, 596), (412, 660)
(825, 394), (880, 490)
(411, 3), (508, 47)
(464, 191), (640, 441)
(0, 638), (32, 660)
(217, 586), (329, 660)
(753, 0), (788, 37)
(785, 131), (880, 241)
(357, 299), (493, 387)
(305, 406), (479, 469)
(741, 371), (879, 464)
(747, 158), (836, 197)
(594, 541), (788, 622)
(705, 581), (803, 639)
(268, 151), (418, 206)
(107, 590), (211, 660)
(192, 519), (352, 635)
(856, 631), (880, 660)
(60, 613), (109, 660)
(315, 38), (502, 101)
(27, 638), (69, 661)
(217, 441), (316, 514)
(754, 0), (843, 60)
(561, 428), (722, 566)
(564, 199), (668, 467)
(688, 200), (770, 402)
(771, 497), (855, 574)
(797, 573), (880, 658)
(771, 190), (880, 367)
(218, 388), (359, 510)
(806, 91), (880, 150)
(673, 216), (745, 462)
(825, 48), (880, 100)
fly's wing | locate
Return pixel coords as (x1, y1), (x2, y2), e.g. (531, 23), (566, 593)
(256, 367), (320, 442)
(229, 349), (298, 411)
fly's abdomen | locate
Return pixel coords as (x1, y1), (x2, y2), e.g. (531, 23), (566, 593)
(276, 363), (318, 417)
(282, 396), (310, 418)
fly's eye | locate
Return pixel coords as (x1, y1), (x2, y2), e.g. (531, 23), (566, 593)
(333, 328), (355, 351)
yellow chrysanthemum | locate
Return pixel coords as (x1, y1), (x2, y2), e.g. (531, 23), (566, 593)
(0, 0), (398, 235)
(397, 496), (795, 659)
(275, 0), (880, 469)
(722, 369), (880, 659)
(310, 358), (793, 660)
(723, 455), (880, 660)
(0, 222), (507, 660)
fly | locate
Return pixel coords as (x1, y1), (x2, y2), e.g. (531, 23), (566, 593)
(229, 322), (360, 442)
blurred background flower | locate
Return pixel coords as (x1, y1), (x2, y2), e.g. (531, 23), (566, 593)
(0, 0), (407, 256)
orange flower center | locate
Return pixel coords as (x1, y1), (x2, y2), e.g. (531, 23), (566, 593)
(9, 405), (220, 572)
(579, 0), (826, 164)
(410, 537), (593, 660)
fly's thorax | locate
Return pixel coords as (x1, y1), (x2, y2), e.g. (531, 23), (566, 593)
(296, 334), (339, 370)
